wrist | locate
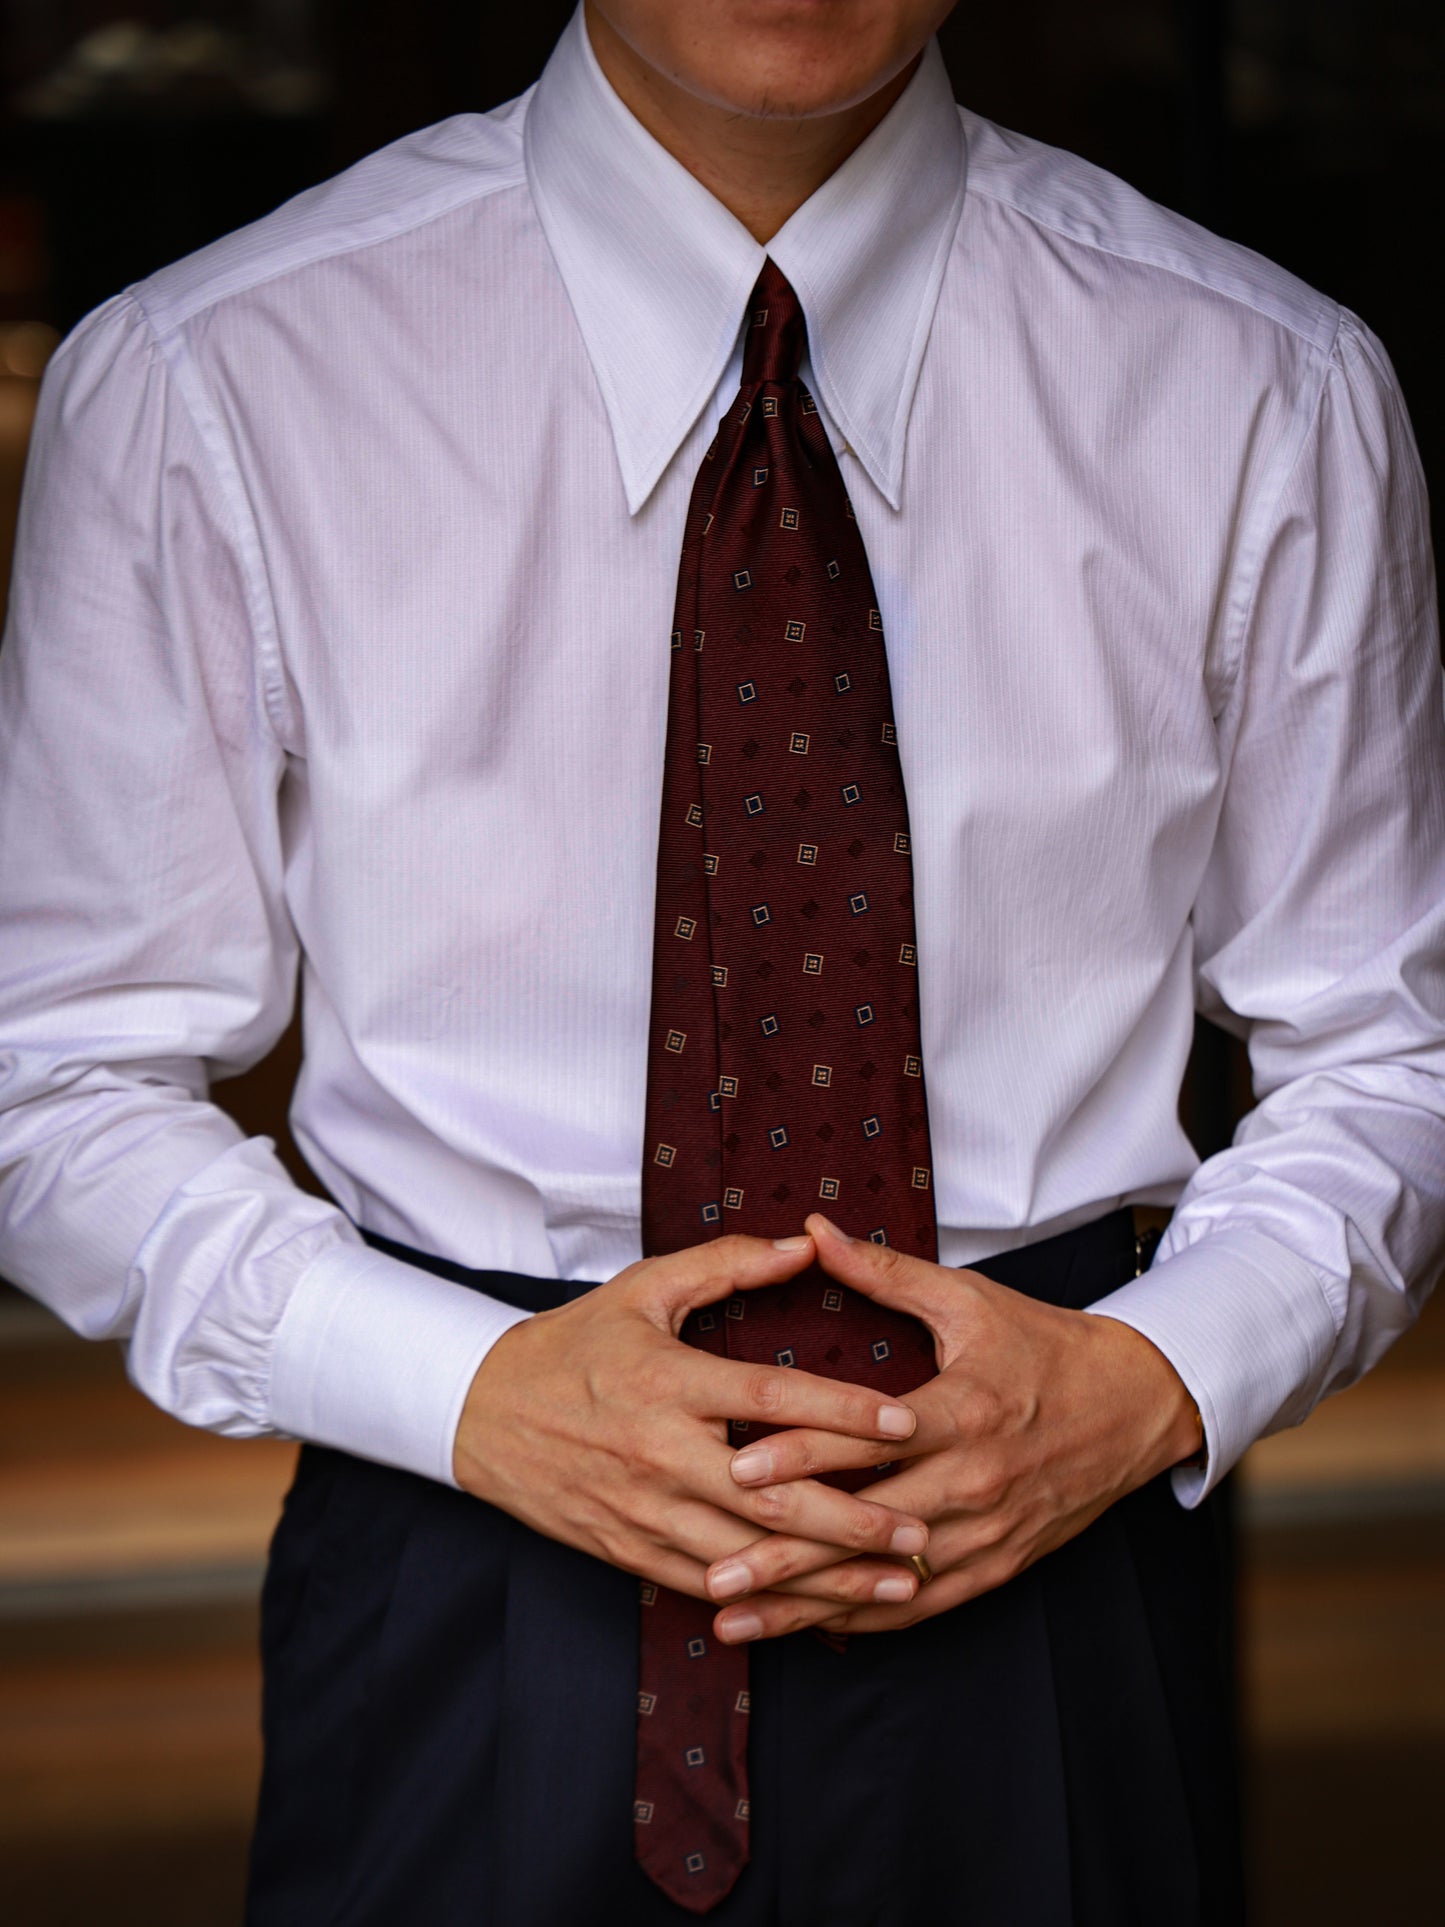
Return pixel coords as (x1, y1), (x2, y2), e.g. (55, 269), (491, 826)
(1092, 1314), (1205, 1478)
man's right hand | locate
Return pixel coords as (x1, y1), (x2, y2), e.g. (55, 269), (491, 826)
(452, 1232), (930, 1619)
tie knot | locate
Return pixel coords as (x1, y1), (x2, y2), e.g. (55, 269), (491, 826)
(740, 261), (807, 388)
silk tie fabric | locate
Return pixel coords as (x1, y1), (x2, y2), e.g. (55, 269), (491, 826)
(637, 262), (940, 1914)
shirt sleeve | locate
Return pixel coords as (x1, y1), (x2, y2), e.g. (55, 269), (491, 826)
(0, 293), (528, 1488)
(1088, 306), (1445, 1505)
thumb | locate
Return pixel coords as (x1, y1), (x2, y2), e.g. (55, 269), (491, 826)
(804, 1213), (963, 1335)
(644, 1230), (816, 1330)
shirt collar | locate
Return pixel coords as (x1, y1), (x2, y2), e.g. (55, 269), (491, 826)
(524, 7), (966, 513)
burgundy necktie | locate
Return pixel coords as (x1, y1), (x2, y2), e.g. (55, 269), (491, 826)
(637, 261), (939, 1914)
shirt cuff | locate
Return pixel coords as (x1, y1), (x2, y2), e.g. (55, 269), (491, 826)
(268, 1239), (532, 1487)
(1084, 1224), (1338, 1507)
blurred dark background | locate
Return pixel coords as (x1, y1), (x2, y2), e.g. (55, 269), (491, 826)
(0, 5), (1440, 1923)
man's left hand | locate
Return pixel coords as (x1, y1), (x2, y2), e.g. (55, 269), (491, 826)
(705, 1211), (1201, 1642)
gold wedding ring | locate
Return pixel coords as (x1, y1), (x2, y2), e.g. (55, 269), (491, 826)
(907, 1552), (934, 1586)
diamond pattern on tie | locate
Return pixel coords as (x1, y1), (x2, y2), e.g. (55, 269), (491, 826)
(637, 261), (939, 1915)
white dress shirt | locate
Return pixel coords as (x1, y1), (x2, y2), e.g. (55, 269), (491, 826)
(2, 8), (1442, 1505)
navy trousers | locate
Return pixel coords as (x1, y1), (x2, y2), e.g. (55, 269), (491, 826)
(245, 1207), (1243, 1925)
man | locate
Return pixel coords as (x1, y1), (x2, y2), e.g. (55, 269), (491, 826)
(1, 1), (1441, 1920)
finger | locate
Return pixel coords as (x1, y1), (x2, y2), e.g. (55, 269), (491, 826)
(704, 1524), (925, 1604)
(638, 1232), (817, 1329)
(727, 1425), (924, 1488)
(718, 1551), (1015, 1643)
(804, 1212), (977, 1334)
(815, 1549), (1021, 1632)
(711, 1587), (851, 1644)
(681, 1351), (918, 1443)
(715, 1469), (929, 1564)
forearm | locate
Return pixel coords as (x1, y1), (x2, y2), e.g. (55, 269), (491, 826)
(1090, 1060), (1445, 1502)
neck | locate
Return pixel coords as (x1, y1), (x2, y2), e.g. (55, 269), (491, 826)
(583, 5), (919, 243)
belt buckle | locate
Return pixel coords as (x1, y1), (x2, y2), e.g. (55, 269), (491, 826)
(1130, 1203), (1171, 1277)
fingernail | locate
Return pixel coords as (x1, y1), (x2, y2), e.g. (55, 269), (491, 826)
(878, 1404), (915, 1438)
(874, 1575), (915, 1603)
(812, 1214), (853, 1243)
(718, 1609), (764, 1642)
(709, 1561), (752, 1600)
(731, 1446), (773, 1484)
(772, 1235), (811, 1251)
(890, 1525), (927, 1556)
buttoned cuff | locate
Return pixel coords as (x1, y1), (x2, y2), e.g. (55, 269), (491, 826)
(1085, 1225), (1338, 1507)
(269, 1239), (532, 1487)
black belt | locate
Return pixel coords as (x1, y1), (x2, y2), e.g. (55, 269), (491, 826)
(358, 1200), (1169, 1315)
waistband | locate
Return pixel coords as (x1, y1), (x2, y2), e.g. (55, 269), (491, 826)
(359, 1204), (1164, 1317)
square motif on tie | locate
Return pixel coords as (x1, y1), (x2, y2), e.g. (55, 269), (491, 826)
(856, 1003), (875, 1026)
(776, 1347), (795, 1367)
(752, 467), (768, 487)
(801, 394), (818, 415)
(849, 892), (869, 915)
(872, 1339), (892, 1361)
(724, 1187), (744, 1209)
(752, 903), (771, 926)
(737, 680), (757, 704)
(675, 916), (696, 941)
(835, 672), (852, 693)
(790, 732), (810, 755)
(701, 514), (714, 535)
(697, 1311), (716, 1332)
(841, 784), (862, 807)
(696, 744), (712, 766)
(694, 629), (706, 650)
(826, 559), (841, 580)
(712, 965), (728, 986)
(654, 1144), (676, 1167)
(745, 793), (765, 816)
(904, 1053), (922, 1077)
(686, 1853), (706, 1874)
(701, 1201), (721, 1224)
(900, 943), (917, 965)
(798, 843), (819, 865)
(736, 1799), (751, 1821)
(769, 1124), (789, 1148)
(703, 854), (719, 876)
(780, 507), (799, 530)
(869, 608), (883, 630)
(665, 1030), (686, 1053)
(736, 1692), (751, 1715)
(819, 1177), (840, 1200)
(670, 628), (683, 651)
(635, 1800), (654, 1824)
(882, 722), (897, 744)
(727, 1298), (745, 1319)
(638, 1692), (657, 1716)
(784, 619), (806, 642)
(685, 1747), (706, 1767)
(719, 1075), (739, 1097)
(862, 1114), (881, 1138)
(912, 1167), (931, 1189)
(640, 1582), (658, 1605)
(803, 952), (823, 974)
(686, 804), (704, 827)
(822, 1287), (843, 1310)
(869, 1228), (889, 1245)
(762, 397), (779, 416)
(812, 1064), (832, 1086)
(894, 831), (911, 854)
(760, 1013), (779, 1036)
(708, 1090), (721, 1111)
(733, 569), (752, 591)
(687, 1637), (707, 1658)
